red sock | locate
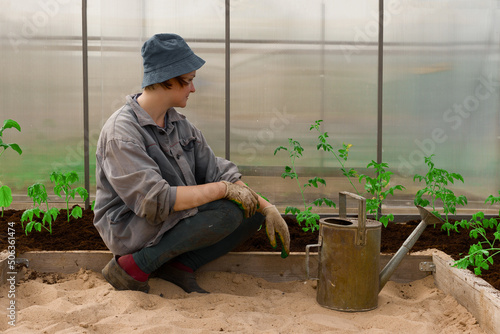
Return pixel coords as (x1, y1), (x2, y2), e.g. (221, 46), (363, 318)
(117, 254), (150, 282)
(170, 261), (194, 273)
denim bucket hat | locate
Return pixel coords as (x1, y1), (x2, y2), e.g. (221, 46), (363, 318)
(141, 33), (205, 88)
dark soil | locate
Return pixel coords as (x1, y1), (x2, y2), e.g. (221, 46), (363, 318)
(1, 208), (499, 291)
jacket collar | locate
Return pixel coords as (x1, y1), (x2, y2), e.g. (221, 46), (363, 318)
(126, 94), (186, 129)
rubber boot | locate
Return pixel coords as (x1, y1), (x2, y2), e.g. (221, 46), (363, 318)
(154, 264), (208, 294)
(102, 256), (150, 293)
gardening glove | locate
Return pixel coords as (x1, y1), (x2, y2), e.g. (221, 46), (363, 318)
(262, 205), (291, 258)
(221, 181), (259, 218)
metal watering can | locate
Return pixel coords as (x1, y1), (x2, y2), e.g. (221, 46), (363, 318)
(305, 191), (442, 312)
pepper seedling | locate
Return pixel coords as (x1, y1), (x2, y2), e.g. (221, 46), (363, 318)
(50, 171), (88, 222)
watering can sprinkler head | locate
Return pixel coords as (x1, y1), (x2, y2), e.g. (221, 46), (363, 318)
(416, 205), (444, 226)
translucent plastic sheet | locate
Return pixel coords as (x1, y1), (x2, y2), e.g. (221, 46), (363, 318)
(1, 0), (498, 213)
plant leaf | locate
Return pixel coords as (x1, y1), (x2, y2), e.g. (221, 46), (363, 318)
(0, 185), (13, 208)
(71, 206), (83, 219)
(2, 119), (21, 132)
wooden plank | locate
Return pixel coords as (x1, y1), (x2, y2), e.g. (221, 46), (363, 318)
(4, 251), (432, 284)
(432, 251), (500, 334)
(380, 254), (432, 283)
(19, 251), (113, 275)
(199, 253), (432, 283)
(0, 251), (9, 285)
(198, 252), (314, 282)
(0, 251), (27, 285)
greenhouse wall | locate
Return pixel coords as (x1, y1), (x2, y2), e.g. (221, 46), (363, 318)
(1, 0), (499, 215)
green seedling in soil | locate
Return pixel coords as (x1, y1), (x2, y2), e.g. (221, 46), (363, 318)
(274, 137), (335, 233)
(50, 171), (88, 222)
(21, 183), (60, 234)
(310, 120), (360, 195)
(358, 160), (405, 227)
(413, 154), (467, 234)
(453, 191), (500, 276)
(0, 119), (22, 216)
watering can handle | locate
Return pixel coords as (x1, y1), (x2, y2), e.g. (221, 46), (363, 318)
(339, 191), (367, 246)
(305, 237), (321, 280)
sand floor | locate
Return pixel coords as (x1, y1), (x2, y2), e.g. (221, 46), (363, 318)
(0, 267), (486, 334)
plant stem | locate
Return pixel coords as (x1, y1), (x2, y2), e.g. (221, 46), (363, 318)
(466, 249), (500, 262)
(66, 190), (70, 222)
(327, 148), (359, 195)
(290, 153), (307, 211)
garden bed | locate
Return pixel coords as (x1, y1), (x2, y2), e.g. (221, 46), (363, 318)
(0, 251), (493, 334)
(1, 208), (500, 333)
(1, 208), (499, 291)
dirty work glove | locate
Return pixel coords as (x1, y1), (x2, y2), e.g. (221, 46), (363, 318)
(262, 205), (290, 258)
(221, 181), (259, 218)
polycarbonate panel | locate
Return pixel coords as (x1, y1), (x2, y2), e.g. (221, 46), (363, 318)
(86, 0), (144, 200)
(230, 0), (378, 211)
(1, 1), (83, 206)
(2, 0), (499, 216)
(90, 0), (225, 162)
(383, 0), (500, 212)
(142, 1), (226, 155)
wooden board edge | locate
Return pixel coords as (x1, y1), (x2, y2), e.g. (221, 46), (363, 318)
(432, 250), (500, 334)
(1, 251), (431, 285)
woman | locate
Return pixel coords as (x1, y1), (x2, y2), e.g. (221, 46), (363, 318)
(94, 33), (290, 294)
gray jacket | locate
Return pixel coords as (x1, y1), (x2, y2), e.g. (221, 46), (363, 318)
(94, 94), (241, 255)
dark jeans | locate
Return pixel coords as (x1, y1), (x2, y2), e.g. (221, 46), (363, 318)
(133, 199), (264, 274)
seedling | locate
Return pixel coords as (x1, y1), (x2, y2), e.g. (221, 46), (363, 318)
(274, 137), (335, 232)
(0, 119), (22, 216)
(21, 183), (60, 234)
(413, 154), (467, 233)
(358, 160), (405, 227)
(50, 171), (88, 222)
(0, 186), (13, 218)
(310, 120), (359, 194)
(453, 192), (500, 275)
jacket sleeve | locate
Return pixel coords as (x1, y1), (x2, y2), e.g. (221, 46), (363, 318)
(192, 127), (242, 184)
(99, 138), (177, 225)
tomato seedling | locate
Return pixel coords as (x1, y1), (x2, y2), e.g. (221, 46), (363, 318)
(50, 171), (88, 222)
(310, 120), (359, 194)
(274, 126), (335, 233)
(21, 183), (59, 234)
(0, 119), (22, 216)
(358, 160), (405, 227)
(413, 154), (467, 233)
(453, 192), (500, 275)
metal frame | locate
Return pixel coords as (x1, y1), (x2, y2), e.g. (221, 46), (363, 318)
(76, 1), (499, 211)
(82, 0), (90, 209)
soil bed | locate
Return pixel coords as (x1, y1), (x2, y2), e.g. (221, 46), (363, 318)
(1, 208), (499, 290)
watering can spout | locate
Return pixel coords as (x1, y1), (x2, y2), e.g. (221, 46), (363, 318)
(378, 205), (443, 292)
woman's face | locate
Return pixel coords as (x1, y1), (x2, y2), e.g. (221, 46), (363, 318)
(169, 71), (196, 108)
